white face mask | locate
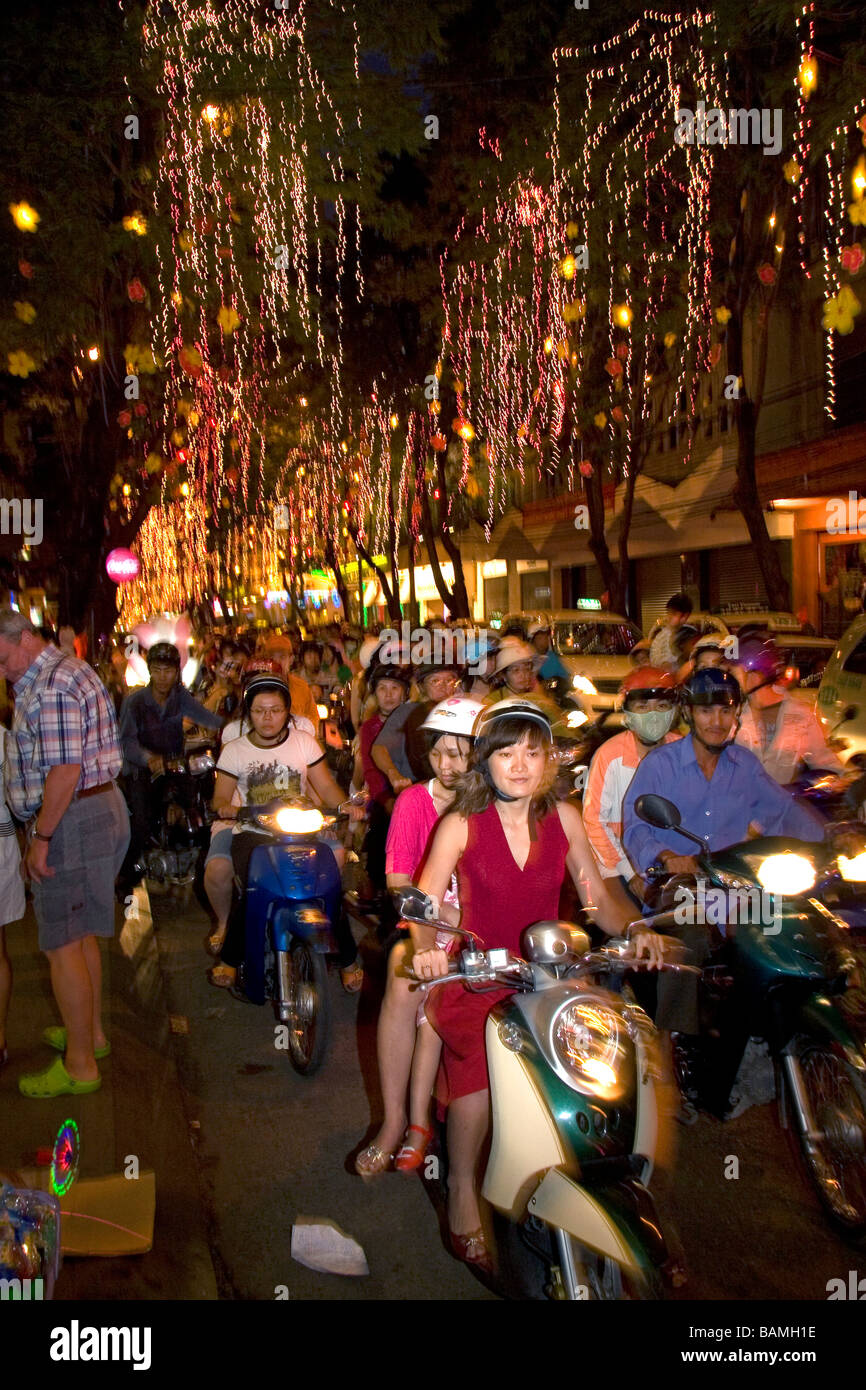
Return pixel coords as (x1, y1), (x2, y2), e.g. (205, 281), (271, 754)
(623, 706), (677, 745)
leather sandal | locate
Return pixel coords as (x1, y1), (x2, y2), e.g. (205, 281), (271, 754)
(449, 1226), (493, 1275)
(340, 958), (364, 994)
(354, 1143), (395, 1177)
(205, 927), (227, 958)
(394, 1124), (433, 1173)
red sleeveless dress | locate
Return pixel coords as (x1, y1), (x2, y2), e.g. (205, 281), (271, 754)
(424, 801), (569, 1101)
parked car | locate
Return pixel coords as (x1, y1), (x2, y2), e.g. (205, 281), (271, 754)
(816, 614), (866, 766)
(499, 605), (643, 715)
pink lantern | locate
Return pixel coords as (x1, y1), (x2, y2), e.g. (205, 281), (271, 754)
(106, 548), (140, 584)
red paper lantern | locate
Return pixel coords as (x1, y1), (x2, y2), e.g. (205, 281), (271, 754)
(431, 433), (447, 452)
(127, 278), (146, 302)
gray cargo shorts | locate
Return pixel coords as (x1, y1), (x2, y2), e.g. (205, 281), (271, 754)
(30, 785), (130, 951)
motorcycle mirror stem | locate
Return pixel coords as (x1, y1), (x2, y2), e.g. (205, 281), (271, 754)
(634, 793), (706, 854)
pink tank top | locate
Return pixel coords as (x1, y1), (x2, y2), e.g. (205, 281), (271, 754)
(456, 801), (569, 954)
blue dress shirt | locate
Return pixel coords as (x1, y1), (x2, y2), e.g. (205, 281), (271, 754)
(622, 734), (825, 874)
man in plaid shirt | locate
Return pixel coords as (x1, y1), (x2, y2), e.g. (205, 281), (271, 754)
(0, 610), (130, 1098)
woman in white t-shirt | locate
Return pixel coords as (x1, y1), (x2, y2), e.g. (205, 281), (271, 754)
(203, 675), (364, 990)
(0, 724), (26, 1072)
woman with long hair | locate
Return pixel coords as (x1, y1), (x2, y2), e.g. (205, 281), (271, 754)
(410, 699), (663, 1272)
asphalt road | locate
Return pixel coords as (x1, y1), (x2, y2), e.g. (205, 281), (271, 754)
(143, 887), (864, 1304)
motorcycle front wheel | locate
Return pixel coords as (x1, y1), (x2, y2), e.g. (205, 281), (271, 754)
(285, 942), (331, 1076)
(786, 1038), (866, 1242)
(491, 1210), (659, 1301)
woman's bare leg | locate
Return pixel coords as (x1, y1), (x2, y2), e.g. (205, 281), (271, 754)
(408, 1018), (442, 1132)
(365, 940), (419, 1153)
(446, 1088), (490, 1234)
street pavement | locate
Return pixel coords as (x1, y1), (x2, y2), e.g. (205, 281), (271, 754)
(2, 884), (864, 1302)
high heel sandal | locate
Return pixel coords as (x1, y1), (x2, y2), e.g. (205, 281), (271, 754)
(354, 1143), (395, 1177)
(394, 1124), (433, 1173)
(449, 1227), (493, 1275)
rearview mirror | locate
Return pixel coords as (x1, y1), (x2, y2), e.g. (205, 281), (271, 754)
(634, 793), (682, 830)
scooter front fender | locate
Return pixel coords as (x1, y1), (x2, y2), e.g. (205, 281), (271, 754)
(795, 992), (866, 1073)
(527, 1168), (666, 1285)
(272, 904), (338, 955)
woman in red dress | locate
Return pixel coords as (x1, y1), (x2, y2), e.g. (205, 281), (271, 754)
(410, 700), (663, 1271)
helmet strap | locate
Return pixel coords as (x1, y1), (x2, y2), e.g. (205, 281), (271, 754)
(482, 761), (519, 802)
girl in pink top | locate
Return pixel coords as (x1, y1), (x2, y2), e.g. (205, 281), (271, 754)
(355, 697), (483, 1178)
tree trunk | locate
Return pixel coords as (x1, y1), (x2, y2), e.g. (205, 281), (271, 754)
(407, 527), (419, 628)
(582, 454), (627, 613)
(726, 309), (790, 610)
(350, 523), (401, 622)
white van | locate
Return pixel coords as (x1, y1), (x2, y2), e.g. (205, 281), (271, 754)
(816, 614), (866, 766)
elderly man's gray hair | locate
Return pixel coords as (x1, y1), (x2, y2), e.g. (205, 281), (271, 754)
(0, 608), (37, 642)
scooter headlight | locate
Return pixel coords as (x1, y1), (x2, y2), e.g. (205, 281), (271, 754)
(572, 675), (598, 695)
(316, 703), (329, 719)
(566, 708), (589, 729)
(274, 806), (324, 836)
(755, 852), (816, 895)
(188, 752), (215, 775)
(839, 851), (866, 882)
(551, 999), (625, 1099)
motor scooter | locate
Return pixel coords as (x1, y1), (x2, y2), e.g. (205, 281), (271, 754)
(138, 745), (216, 898)
(635, 791), (866, 1242)
(233, 796), (349, 1075)
(395, 887), (694, 1299)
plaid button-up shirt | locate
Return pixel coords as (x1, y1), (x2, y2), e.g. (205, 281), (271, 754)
(5, 645), (122, 820)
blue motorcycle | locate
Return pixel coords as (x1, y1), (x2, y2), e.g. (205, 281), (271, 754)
(234, 797), (348, 1075)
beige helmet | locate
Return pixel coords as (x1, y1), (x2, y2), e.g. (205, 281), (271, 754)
(493, 638), (535, 674)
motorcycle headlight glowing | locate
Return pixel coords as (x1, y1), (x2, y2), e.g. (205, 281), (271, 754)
(572, 675), (598, 695)
(188, 752), (215, 775)
(316, 703), (329, 719)
(756, 852), (816, 895)
(839, 851), (866, 882)
(552, 1000), (624, 1098)
(273, 806), (324, 835)
(566, 708), (589, 728)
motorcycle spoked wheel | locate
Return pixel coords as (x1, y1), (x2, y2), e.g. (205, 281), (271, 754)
(786, 1037), (866, 1243)
(284, 942), (331, 1076)
(491, 1209), (658, 1301)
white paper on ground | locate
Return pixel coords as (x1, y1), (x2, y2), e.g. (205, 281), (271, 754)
(291, 1217), (370, 1276)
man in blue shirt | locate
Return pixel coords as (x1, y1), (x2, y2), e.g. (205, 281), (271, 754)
(623, 669), (824, 878)
(118, 642), (223, 889)
(621, 669), (824, 1090)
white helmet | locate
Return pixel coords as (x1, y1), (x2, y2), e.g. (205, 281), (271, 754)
(526, 618), (551, 639)
(359, 635), (382, 670)
(493, 638), (535, 673)
(474, 697), (554, 739)
(421, 696), (485, 738)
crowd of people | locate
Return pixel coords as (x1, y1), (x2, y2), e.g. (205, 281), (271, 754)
(0, 594), (855, 1281)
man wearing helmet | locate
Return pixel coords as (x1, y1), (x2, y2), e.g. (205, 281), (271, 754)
(118, 642), (224, 892)
(583, 667), (680, 901)
(371, 660), (462, 792)
(624, 669), (823, 884)
(733, 636), (844, 786)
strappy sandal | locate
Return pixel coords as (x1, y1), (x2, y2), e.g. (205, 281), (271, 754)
(449, 1226), (493, 1275)
(394, 1124), (433, 1173)
(354, 1143), (395, 1177)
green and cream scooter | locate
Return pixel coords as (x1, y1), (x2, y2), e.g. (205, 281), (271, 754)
(397, 887), (693, 1300)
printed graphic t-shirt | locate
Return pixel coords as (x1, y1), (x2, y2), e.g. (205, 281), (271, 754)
(216, 727), (325, 808)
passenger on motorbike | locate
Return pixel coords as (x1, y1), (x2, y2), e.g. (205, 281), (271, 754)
(371, 660), (462, 791)
(409, 700), (661, 1271)
(355, 696), (483, 1177)
(583, 667), (680, 902)
(117, 642), (223, 891)
(483, 638), (562, 724)
(204, 674), (365, 988)
(733, 635), (845, 786)
(357, 663), (413, 907)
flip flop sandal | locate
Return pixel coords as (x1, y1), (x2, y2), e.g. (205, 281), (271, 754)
(340, 958), (364, 994)
(207, 965), (237, 990)
(43, 1026), (111, 1060)
(394, 1124), (433, 1173)
(19, 1055), (101, 1098)
(205, 929), (227, 958)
